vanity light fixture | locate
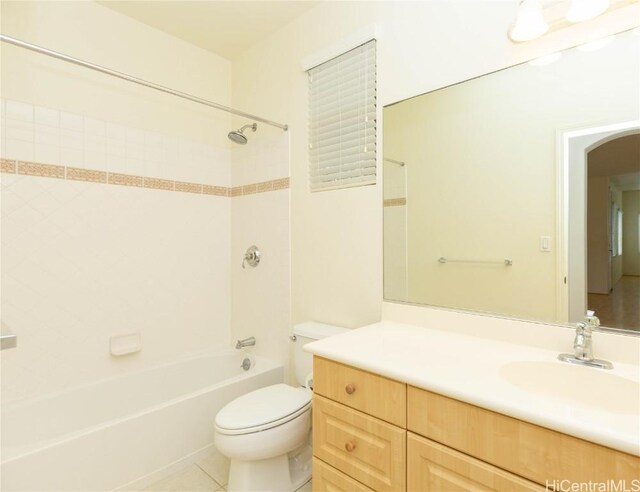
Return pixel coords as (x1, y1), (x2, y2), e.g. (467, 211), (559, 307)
(509, 0), (549, 42)
(565, 0), (610, 23)
(509, 0), (615, 43)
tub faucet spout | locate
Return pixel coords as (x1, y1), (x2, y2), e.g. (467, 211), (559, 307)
(236, 336), (256, 349)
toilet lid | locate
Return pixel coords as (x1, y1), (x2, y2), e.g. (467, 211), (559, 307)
(215, 384), (311, 433)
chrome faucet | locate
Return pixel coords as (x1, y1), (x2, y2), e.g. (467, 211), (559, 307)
(236, 336), (256, 349)
(558, 312), (613, 369)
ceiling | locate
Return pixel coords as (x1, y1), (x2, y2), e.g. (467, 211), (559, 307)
(609, 172), (640, 191)
(98, 0), (320, 60)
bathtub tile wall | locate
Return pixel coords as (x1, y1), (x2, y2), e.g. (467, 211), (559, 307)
(230, 132), (291, 379)
(1, 99), (231, 187)
(1, 179), (232, 400)
(1, 101), (293, 402)
(0, 100), (234, 402)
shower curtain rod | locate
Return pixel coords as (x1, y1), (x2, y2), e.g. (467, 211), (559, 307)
(0, 34), (289, 131)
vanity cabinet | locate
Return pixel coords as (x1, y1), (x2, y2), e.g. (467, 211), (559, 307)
(313, 395), (406, 491)
(407, 433), (542, 491)
(312, 357), (406, 491)
(312, 457), (374, 492)
(407, 387), (639, 487)
(312, 356), (639, 492)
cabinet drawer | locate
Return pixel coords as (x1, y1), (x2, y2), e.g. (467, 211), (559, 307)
(313, 395), (406, 492)
(408, 433), (543, 491)
(312, 458), (374, 492)
(407, 386), (640, 486)
(313, 357), (406, 427)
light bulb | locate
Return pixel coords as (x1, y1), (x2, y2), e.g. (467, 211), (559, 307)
(565, 0), (610, 23)
(509, 0), (549, 42)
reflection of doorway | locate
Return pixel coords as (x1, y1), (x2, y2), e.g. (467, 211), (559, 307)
(560, 121), (640, 333)
(586, 135), (640, 331)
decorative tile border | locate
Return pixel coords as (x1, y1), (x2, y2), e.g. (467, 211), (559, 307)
(0, 159), (288, 198)
(144, 177), (173, 191)
(18, 161), (65, 180)
(66, 167), (107, 183)
(108, 173), (144, 188)
(1, 159), (17, 174)
(203, 185), (229, 197)
(384, 197), (406, 207)
(175, 181), (202, 194)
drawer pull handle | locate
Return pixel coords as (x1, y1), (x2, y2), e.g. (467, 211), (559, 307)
(345, 384), (356, 395)
(345, 441), (356, 452)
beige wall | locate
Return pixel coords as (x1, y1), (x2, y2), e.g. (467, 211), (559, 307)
(623, 190), (640, 276)
(231, 0), (640, 330)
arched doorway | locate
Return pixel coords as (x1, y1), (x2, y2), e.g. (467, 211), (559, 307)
(559, 121), (640, 333)
(586, 133), (640, 330)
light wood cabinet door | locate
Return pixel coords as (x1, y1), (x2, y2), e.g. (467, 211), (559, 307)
(314, 357), (406, 427)
(312, 458), (374, 492)
(407, 433), (544, 492)
(407, 386), (640, 486)
(313, 395), (406, 492)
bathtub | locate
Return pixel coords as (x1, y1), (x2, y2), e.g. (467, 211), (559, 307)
(1, 351), (283, 491)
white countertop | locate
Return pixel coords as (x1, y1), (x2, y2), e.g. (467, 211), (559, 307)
(304, 320), (640, 456)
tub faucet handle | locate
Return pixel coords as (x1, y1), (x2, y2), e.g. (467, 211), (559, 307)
(236, 336), (256, 349)
(242, 246), (260, 269)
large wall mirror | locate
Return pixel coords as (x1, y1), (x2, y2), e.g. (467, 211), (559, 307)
(383, 29), (640, 334)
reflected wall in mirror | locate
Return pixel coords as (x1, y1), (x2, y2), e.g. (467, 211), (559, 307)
(383, 29), (640, 334)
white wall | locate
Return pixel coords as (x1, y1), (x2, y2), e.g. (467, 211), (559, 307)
(231, 0), (640, 330)
(1, 1), (233, 402)
(623, 190), (640, 276)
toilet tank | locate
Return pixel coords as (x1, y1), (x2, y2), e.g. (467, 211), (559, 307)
(292, 322), (348, 387)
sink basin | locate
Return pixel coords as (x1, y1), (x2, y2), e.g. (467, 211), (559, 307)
(500, 361), (640, 415)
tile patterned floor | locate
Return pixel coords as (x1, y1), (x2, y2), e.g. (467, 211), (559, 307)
(143, 465), (225, 491)
(588, 275), (640, 331)
(143, 463), (312, 492)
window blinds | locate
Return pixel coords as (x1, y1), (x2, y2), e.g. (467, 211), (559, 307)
(308, 40), (377, 191)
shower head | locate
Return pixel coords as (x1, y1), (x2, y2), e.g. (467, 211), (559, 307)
(228, 123), (257, 145)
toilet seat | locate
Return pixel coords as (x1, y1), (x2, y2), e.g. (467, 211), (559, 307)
(215, 384), (311, 436)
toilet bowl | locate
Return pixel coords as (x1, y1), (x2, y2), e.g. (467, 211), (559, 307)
(214, 384), (312, 492)
(214, 322), (348, 492)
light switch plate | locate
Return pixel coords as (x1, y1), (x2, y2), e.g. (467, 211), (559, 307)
(540, 236), (551, 252)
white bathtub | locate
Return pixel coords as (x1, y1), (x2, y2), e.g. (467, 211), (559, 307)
(1, 351), (283, 491)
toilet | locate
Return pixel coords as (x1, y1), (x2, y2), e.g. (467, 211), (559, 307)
(214, 322), (347, 492)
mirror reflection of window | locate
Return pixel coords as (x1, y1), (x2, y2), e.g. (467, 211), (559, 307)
(611, 205), (622, 257)
(617, 209), (624, 256)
